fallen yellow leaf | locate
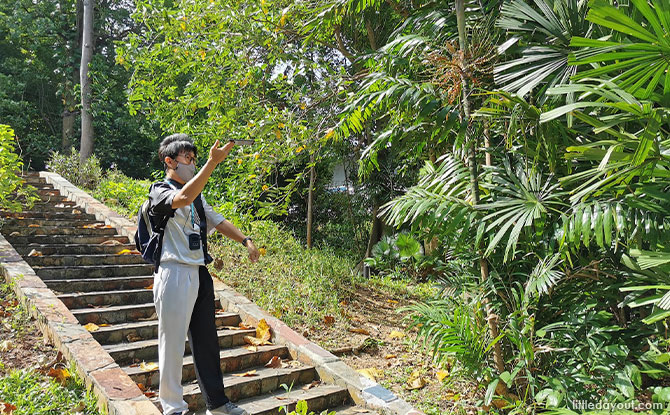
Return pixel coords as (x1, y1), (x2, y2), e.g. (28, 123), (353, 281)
(140, 362), (159, 371)
(232, 370), (257, 377)
(28, 224), (40, 227)
(258, 247), (267, 256)
(406, 370), (427, 390)
(117, 249), (132, 255)
(243, 345), (258, 352)
(47, 367), (71, 385)
(384, 354), (397, 360)
(389, 330), (405, 339)
(256, 319), (271, 343)
(27, 249), (43, 257)
(348, 327), (370, 335)
(436, 370), (449, 382)
(83, 323), (100, 332)
(357, 367), (383, 382)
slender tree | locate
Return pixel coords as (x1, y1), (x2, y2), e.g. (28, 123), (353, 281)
(79, 0), (94, 161)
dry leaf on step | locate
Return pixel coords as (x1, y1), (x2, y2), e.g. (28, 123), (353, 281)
(140, 362), (159, 371)
(126, 334), (142, 342)
(27, 249), (43, 257)
(323, 315), (335, 325)
(83, 323), (100, 332)
(9, 232), (20, 237)
(144, 284), (153, 290)
(301, 380), (321, 390)
(136, 383), (146, 391)
(143, 391), (157, 398)
(231, 370), (257, 377)
(243, 345), (258, 352)
(100, 240), (122, 246)
(384, 354), (397, 360)
(264, 356), (282, 368)
(348, 327), (370, 335)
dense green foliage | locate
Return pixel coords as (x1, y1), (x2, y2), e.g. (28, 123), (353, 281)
(5, 0), (670, 413)
(0, 125), (36, 211)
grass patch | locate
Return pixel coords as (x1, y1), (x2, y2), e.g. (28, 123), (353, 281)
(0, 367), (99, 415)
(208, 219), (436, 328)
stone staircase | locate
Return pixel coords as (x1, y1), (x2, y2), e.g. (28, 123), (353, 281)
(1, 172), (374, 415)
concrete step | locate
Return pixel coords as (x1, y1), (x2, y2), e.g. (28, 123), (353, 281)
(5, 235), (130, 245)
(14, 243), (137, 256)
(19, 176), (46, 184)
(45, 275), (154, 293)
(226, 384), (348, 415)
(2, 218), (104, 228)
(0, 211), (95, 220)
(16, 193), (69, 203)
(1, 225), (116, 236)
(104, 328), (255, 365)
(125, 344), (289, 388)
(177, 365), (318, 410)
(26, 253), (146, 267)
(58, 288), (154, 309)
(71, 302), (157, 325)
(34, 263), (154, 280)
(69, 299), (222, 325)
(92, 312), (241, 345)
(26, 200), (78, 208)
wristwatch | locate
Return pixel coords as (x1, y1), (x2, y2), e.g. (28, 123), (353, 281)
(241, 236), (252, 247)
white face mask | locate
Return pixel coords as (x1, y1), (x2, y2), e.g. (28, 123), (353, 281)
(175, 162), (196, 182)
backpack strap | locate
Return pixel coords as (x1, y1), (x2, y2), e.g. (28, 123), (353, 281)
(151, 180), (178, 271)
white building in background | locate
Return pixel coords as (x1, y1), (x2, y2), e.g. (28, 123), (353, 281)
(326, 162), (355, 193)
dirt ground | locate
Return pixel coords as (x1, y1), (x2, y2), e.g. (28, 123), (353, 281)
(0, 296), (58, 376)
(296, 286), (482, 415)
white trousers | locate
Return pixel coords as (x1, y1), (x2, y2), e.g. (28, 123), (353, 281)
(153, 261), (200, 415)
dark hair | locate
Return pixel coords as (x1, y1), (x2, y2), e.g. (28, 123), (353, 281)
(158, 133), (197, 167)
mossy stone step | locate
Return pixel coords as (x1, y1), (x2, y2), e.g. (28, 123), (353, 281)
(34, 263), (154, 279)
(26, 253), (146, 267)
(92, 311), (240, 345)
(103, 328), (255, 365)
(45, 275), (153, 293)
(123, 341), (288, 388)
(1, 218), (105, 227)
(1, 225), (116, 236)
(6, 235), (130, 245)
(58, 288), (154, 309)
(177, 365), (318, 410)
(14, 243), (137, 256)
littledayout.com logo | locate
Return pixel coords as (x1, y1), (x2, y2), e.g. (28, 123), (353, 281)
(571, 400), (665, 412)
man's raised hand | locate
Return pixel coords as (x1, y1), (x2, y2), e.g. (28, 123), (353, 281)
(209, 139), (235, 165)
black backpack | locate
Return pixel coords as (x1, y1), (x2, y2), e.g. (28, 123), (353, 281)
(134, 183), (174, 270)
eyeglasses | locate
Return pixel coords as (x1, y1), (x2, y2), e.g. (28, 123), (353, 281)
(176, 153), (196, 165)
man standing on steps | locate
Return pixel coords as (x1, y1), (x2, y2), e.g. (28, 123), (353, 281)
(149, 134), (260, 415)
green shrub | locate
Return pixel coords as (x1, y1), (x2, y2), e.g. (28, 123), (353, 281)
(92, 169), (151, 218)
(0, 125), (37, 211)
(45, 148), (102, 190)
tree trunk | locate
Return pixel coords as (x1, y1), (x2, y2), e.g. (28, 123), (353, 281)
(63, 0), (83, 151)
(79, 0), (94, 162)
(364, 203), (384, 277)
(455, 0), (505, 374)
(306, 152), (316, 249)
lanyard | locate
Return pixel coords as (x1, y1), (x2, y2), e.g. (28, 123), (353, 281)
(190, 203), (195, 228)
